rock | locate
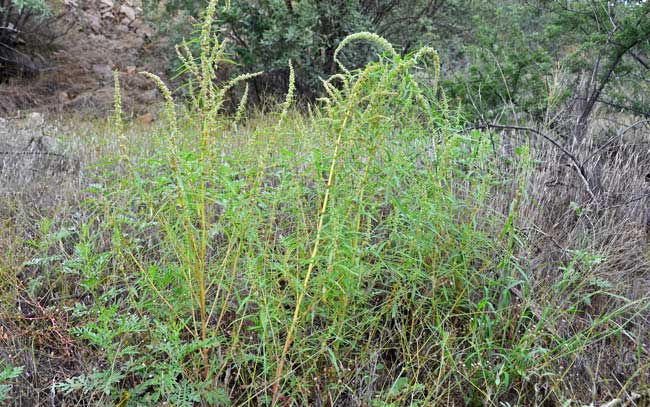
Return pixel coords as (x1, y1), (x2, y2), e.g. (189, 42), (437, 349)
(64, 86), (114, 110)
(99, 0), (114, 17)
(119, 4), (136, 21)
(139, 24), (153, 39)
(83, 10), (102, 33)
(122, 34), (144, 49)
(126, 65), (137, 75)
(57, 91), (71, 103)
(0, 97), (17, 116)
(92, 64), (113, 80)
(135, 113), (154, 125)
(27, 112), (45, 127)
(137, 89), (159, 103)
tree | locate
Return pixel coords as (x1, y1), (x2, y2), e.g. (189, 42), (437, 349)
(445, 0), (650, 143)
(545, 0), (650, 142)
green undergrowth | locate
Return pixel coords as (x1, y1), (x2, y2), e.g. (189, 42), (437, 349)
(7, 2), (648, 406)
(64, 62), (530, 406)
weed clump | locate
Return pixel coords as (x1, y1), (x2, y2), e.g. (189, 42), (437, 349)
(2, 1), (649, 406)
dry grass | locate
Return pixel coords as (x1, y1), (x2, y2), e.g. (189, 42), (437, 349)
(489, 121), (650, 403)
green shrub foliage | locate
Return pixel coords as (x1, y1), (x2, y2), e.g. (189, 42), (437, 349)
(143, 0), (650, 128)
(444, 0), (650, 129)
(145, 0), (458, 99)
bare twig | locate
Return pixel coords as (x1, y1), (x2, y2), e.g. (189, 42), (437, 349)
(469, 123), (597, 200)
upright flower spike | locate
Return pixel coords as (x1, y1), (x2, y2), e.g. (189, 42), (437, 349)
(234, 83), (249, 123)
(113, 69), (123, 136)
(279, 60), (296, 122)
(113, 69), (132, 167)
(139, 71), (177, 137)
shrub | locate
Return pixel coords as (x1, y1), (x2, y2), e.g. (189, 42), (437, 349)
(43, 2), (647, 404)
(53, 2), (543, 403)
(143, 0), (456, 101)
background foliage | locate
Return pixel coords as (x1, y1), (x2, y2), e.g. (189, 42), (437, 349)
(138, 0), (650, 131)
(146, 0), (460, 99)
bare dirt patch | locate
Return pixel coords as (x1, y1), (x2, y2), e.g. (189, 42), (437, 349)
(0, 0), (168, 117)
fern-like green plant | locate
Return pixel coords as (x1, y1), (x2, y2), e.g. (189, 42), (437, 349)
(0, 363), (23, 403)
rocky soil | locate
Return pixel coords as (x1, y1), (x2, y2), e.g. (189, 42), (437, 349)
(0, 0), (167, 118)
